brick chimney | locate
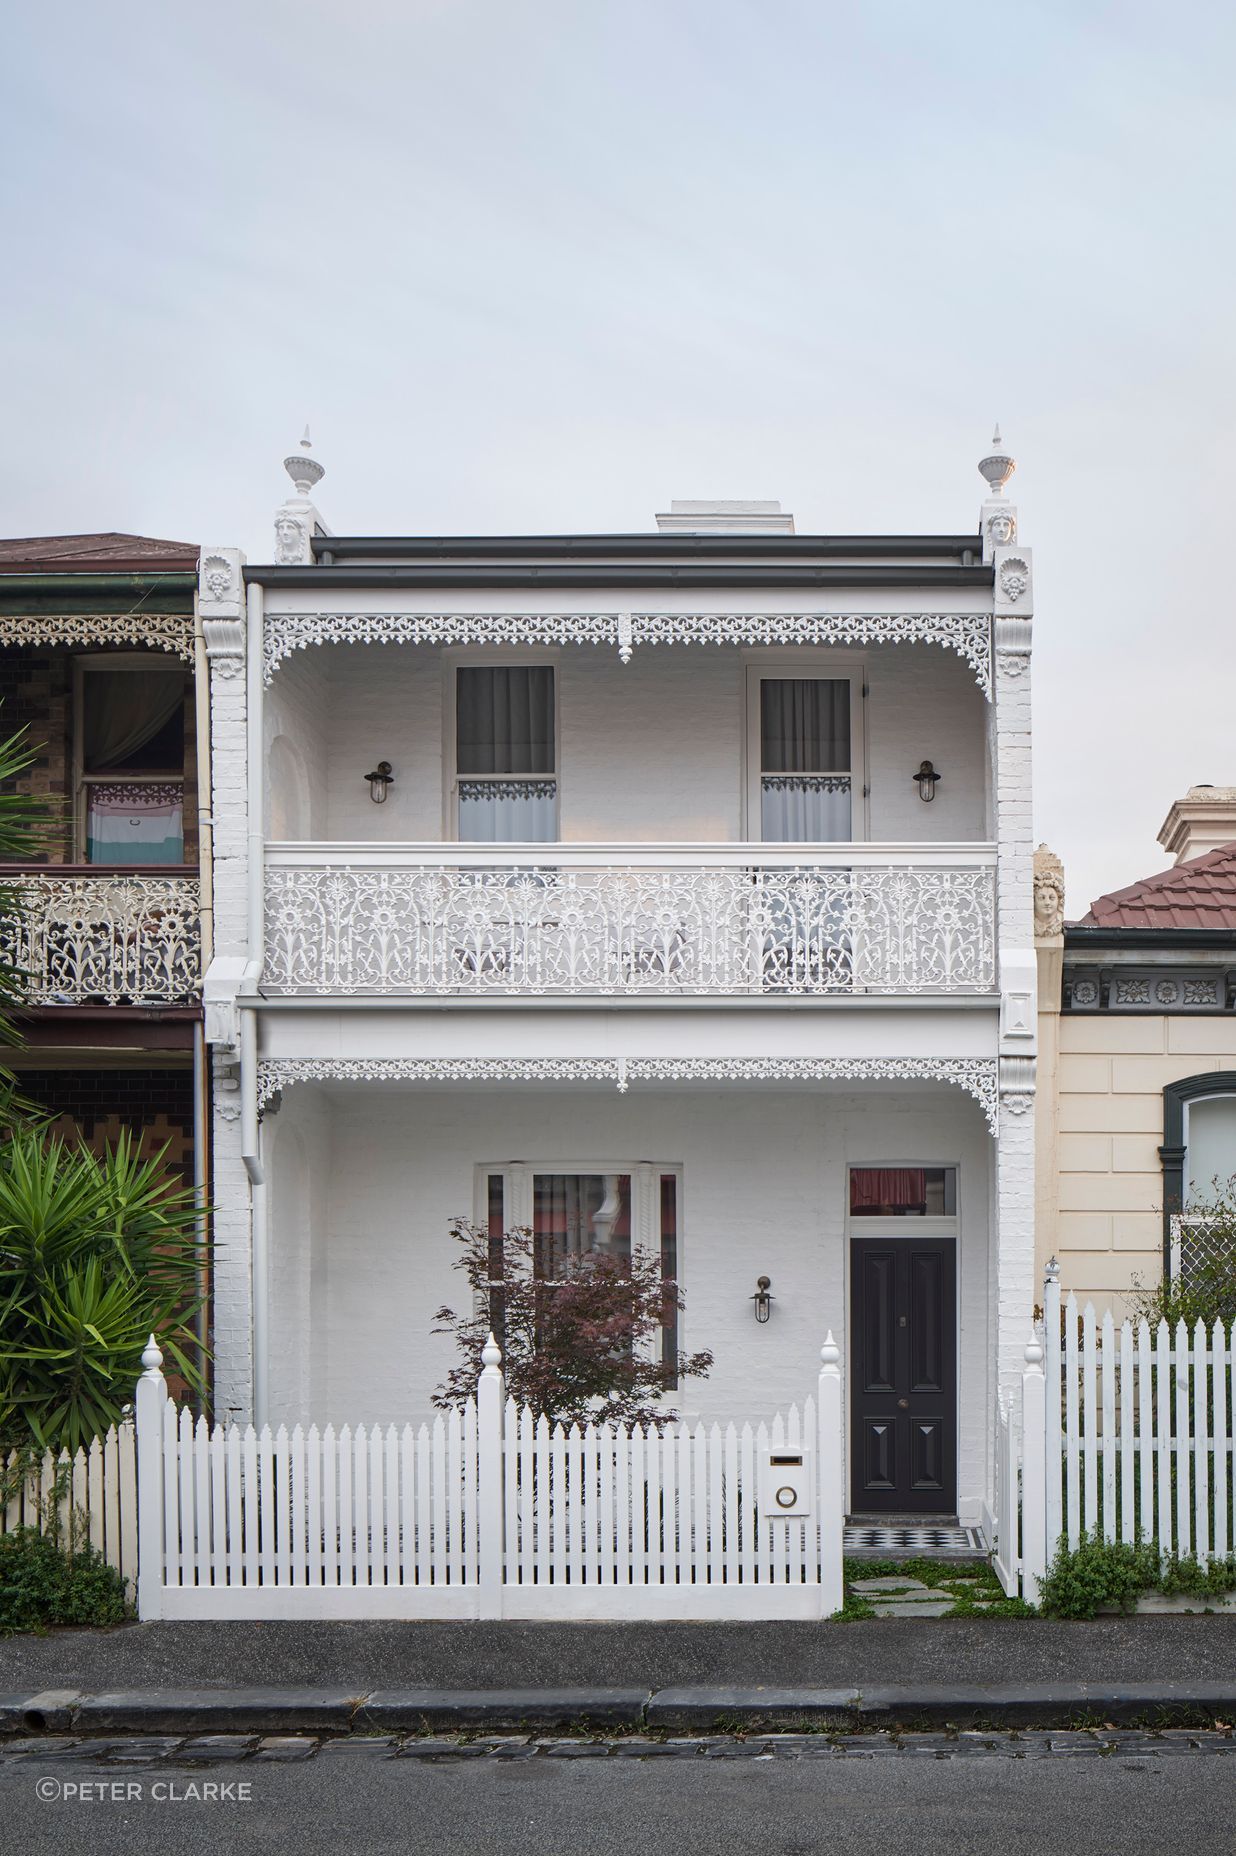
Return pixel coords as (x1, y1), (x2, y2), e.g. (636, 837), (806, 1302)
(655, 500), (795, 534)
(1156, 786), (1236, 864)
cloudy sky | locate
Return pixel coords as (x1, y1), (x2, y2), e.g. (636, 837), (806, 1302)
(3, 0), (1233, 911)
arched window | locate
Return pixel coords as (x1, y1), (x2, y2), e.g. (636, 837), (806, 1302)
(1160, 1074), (1236, 1280)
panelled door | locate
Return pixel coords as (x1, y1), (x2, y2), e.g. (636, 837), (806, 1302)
(849, 1237), (957, 1515)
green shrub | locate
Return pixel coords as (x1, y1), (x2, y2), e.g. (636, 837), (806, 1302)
(1039, 1532), (1159, 1618)
(0, 1526), (129, 1634)
(1040, 1532), (1236, 1617)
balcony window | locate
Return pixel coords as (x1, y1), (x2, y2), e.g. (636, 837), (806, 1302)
(754, 674), (853, 842)
(456, 665), (556, 842)
(77, 662), (187, 865)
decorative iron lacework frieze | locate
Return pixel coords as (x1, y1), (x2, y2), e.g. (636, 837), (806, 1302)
(256, 1055), (1000, 1132)
(262, 609), (993, 694)
(0, 611), (196, 663)
(262, 862), (997, 998)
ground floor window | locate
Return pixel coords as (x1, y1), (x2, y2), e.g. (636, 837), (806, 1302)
(481, 1164), (681, 1377)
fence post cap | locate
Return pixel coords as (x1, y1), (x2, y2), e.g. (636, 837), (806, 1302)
(820, 1331), (840, 1368)
(1024, 1332), (1044, 1367)
(140, 1335), (164, 1378)
(1044, 1256), (1060, 1282)
(481, 1332), (502, 1371)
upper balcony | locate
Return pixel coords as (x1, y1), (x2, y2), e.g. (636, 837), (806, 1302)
(249, 508), (1012, 1007)
(0, 867), (201, 1007)
(262, 843), (996, 1000)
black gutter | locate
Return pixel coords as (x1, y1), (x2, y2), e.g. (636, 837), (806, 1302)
(308, 532), (983, 564)
(1065, 927), (1236, 951)
(245, 563), (991, 590)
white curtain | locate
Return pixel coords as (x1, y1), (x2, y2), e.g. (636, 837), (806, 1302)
(761, 774), (852, 842)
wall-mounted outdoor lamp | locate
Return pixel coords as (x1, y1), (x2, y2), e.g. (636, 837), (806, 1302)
(912, 759), (940, 803)
(751, 1275), (773, 1323)
(365, 760), (395, 804)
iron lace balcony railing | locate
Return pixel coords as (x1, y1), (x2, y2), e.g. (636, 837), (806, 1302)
(262, 844), (997, 999)
(0, 870), (201, 1006)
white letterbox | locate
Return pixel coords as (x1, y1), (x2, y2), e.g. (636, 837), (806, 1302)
(759, 1448), (814, 1519)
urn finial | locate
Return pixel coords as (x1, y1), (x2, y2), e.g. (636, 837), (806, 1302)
(284, 426), (325, 497)
(978, 424), (1016, 496)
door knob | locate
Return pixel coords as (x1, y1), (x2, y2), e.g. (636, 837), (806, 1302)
(897, 1398), (909, 1409)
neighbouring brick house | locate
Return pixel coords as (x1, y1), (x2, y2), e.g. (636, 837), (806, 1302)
(0, 533), (206, 1206)
(1035, 790), (1236, 1313)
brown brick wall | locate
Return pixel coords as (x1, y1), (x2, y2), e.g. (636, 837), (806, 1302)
(19, 1066), (195, 1185)
(0, 649), (73, 861)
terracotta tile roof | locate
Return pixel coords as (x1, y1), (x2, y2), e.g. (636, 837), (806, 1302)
(1077, 842), (1236, 930)
(0, 533), (198, 573)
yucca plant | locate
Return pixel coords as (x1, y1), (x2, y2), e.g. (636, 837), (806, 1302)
(0, 1126), (208, 1453)
(0, 720), (55, 1056)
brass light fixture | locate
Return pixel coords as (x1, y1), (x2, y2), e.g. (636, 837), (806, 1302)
(751, 1275), (773, 1323)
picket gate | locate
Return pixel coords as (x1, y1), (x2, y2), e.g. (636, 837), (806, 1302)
(134, 1334), (846, 1620)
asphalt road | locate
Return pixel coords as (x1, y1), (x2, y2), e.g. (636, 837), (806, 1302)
(4, 1746), (1235, 1856)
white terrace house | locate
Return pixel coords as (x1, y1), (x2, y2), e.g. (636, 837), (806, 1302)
(200, 439), (1036, 1528)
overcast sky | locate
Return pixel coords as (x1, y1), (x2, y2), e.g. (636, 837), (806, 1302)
(3, 0), (1233, 912)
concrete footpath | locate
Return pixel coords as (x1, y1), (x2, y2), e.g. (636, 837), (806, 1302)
(2, 1618), (1236, 1734)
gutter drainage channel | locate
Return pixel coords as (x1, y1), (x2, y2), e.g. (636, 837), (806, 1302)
(6, 1684), (1236, 1737)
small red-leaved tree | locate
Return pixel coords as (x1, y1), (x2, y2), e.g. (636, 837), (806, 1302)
(433, 1220), (712, 1428)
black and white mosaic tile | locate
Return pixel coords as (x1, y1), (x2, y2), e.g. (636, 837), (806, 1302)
(844, 1522), (984, 1555)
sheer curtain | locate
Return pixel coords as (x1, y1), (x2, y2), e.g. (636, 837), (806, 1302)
(83, 669), (185, 771)
(457, 666), (556, 841)
(759, 679), (851, 841)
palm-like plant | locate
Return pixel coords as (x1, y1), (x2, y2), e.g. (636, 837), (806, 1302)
(0, 721), (54, 1053)
(0, 1127), (208, 1453)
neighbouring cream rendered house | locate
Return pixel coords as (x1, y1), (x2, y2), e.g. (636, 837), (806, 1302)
(199, 433), (1037, 1529)
(1036, 794), (1236, 1313)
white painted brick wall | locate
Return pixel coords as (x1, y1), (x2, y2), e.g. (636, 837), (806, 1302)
(266, 1083), (994, 1519)
(263, 642), (991, 844)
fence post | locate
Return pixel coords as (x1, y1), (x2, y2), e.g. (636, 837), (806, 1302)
(134, 1335), (167, 1620)
(817, 1332), (844, 1615)
(476, 1333), (505, 1619)
(1021, 1331), (1047, 1606)
(1042, 1258), (1062, 1563)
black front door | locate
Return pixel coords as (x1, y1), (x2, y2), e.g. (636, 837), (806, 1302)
(850, 1237), (957, 1515)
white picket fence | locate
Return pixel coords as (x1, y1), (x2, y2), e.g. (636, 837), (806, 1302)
(987, 1265), (1236, 1602)
(134, 1335), (845, 1620)
(2, 1424), (138, 1589)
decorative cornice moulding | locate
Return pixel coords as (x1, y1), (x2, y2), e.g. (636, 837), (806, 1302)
(255, 1054), (1001, 1132)
(262, 609), (994, 695)
(0, 611), (195, 663)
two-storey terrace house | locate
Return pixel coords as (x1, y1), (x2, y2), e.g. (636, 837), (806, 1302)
(202, 433), (1035, 1524)
(0, 533), (207, 1211)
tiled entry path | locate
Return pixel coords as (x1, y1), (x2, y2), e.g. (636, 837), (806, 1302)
(844, 1522), (984, 1556)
